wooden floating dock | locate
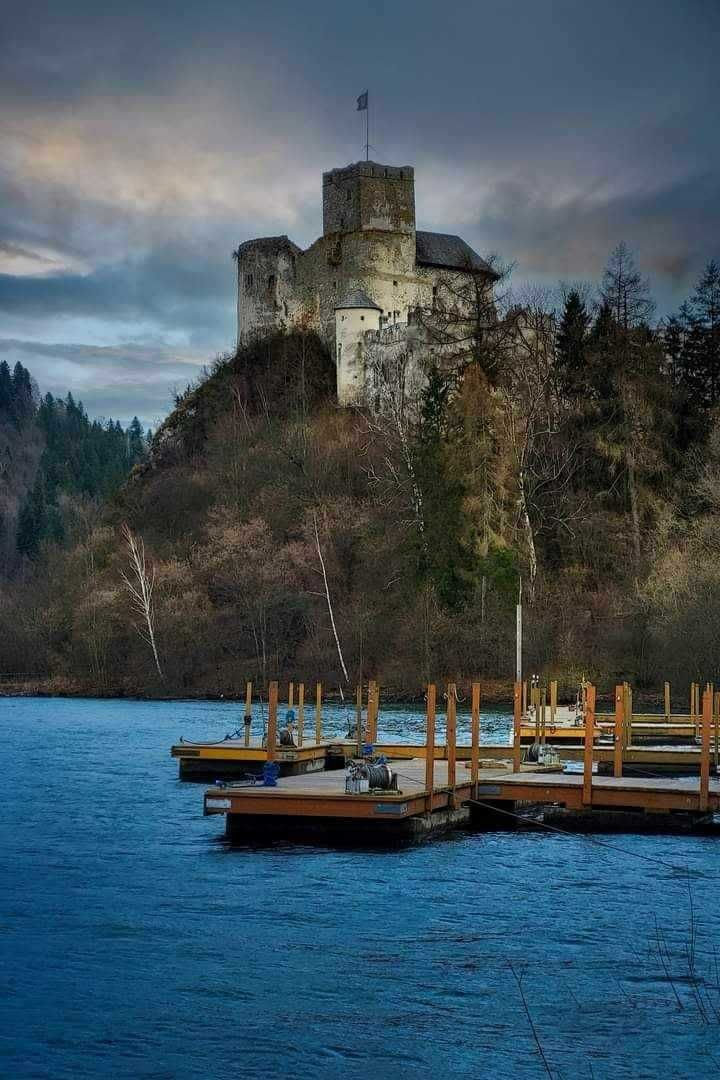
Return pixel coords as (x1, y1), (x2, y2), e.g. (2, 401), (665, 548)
(199, 680), (720, 843)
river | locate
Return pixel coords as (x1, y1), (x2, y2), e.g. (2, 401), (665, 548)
(1, 696), (719, 1079)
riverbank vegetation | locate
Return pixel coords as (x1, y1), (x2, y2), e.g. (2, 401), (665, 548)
(1, 249), (719, 700)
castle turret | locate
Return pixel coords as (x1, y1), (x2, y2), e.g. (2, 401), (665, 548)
(335, 289), (381, 406)
(234, 235), (302, 345)
(323, 162), (415, 237)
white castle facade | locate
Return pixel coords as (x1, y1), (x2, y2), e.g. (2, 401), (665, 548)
(234, 160), (499, 405)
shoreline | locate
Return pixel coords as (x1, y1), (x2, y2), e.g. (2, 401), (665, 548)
(0, 676), (668, 709)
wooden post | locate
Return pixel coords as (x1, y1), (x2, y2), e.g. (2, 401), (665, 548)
(664, 681), (671, 722)
(315, 682), (322, 744)
(522, 680), (528, 716)
(622, 683), (631, 748)
(582, 682), (596, 806)
(297, 682), (305, 748)
(550, 680), (557, 730)
(446, 683), (457, 793)
(367, 680), (379, 743)
(512, 682), (522, 773)
(267, 680), (278, 761)
(355, 684), (363, 756)
(244, 680), (253, 747)
(470, 682), (480, 797)
(700, 685), (711, 812)
(613, 683), (624, 778)
(425, 684), (436, 809)
(288, 681), (294, 710)
(533, 686), (540, 743)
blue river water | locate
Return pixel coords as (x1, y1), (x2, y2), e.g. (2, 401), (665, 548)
(2, 696), (720, 1079)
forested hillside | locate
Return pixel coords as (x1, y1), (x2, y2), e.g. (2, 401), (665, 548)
(1, 249), (719, 699)
(0, 359), (149, 578)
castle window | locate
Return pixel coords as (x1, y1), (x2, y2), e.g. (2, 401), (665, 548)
(360, 315), (364, 321)
(399, 170), (404, 179)
(393, 280), (398, 287)
(245, 274), (253, 288)
(337, 343), (342, 363)
(346, 189), (351, 201)
(432, 285), (438, 305)
(267, 274), (276, 291)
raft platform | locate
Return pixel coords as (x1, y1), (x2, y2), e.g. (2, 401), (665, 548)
(198, 680), (720, 843)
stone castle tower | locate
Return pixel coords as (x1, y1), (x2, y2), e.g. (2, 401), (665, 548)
(234, 160), (497, 405)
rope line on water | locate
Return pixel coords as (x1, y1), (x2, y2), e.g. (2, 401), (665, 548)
(468, 797), (719, 878)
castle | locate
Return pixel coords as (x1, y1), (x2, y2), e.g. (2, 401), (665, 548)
(234, 160), (499, 405)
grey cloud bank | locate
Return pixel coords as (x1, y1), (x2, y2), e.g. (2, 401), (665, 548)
(1, 0), (718, 424)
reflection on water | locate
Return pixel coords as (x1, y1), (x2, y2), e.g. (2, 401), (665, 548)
(1, 696), (719, 1079)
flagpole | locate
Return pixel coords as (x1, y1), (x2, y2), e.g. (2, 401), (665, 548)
(366, 94), (369, 160)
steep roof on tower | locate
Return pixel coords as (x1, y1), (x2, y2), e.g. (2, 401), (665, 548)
(415, 231), (499, 278)
(335, 289), (382, 311)
(234, 235), (302, 257)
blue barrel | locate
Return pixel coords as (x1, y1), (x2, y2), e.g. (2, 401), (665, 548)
(262, 761), (280, 786)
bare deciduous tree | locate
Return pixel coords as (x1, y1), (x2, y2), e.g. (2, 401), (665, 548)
(120, 523), (163, 680)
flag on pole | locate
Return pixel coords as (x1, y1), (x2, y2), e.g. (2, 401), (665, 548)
(356, 91), (368, 111)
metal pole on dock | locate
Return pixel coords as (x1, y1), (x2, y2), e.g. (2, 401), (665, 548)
(315, 682), (322, 744)
(512, 682), (522, 773)
(244, 681), (253, 747)
(700, 684), (711, 812)
(288, 681), (294, 711)
(582, 682), (596, 806)
(425, 684), (436, 810)
(446, 683), (457, 794)
(515, 581), (522, 685)
(613, 684), (624, 778)
(664, 681), (671, 721)
(355, 684), (363, 754)
(550, 680), (557, 731)
(368, 680), (379, 743)
(540, 689), (547, 746)
(267, 681), (278, 761)
(297, 682), (305, 747)
(470, 682), (480, 798)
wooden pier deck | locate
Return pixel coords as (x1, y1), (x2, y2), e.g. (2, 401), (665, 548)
(194, 679), (720, 842)
(472, 771), (720, 814)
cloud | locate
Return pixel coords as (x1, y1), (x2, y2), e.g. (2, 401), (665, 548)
(0, 338), (206, 428)
(1, 0), (718, 420)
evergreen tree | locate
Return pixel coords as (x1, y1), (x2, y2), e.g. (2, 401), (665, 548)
(669, 261), (720, 409)
(127, 416), (146, 466)
(555, 290), (590, 398)
(0, 360), (12, 416)
(16, 476), (46, 559)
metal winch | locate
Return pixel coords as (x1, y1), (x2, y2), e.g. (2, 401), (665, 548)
(345, 759), (398, 794)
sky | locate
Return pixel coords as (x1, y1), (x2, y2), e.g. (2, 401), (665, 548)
(1, 0), (718, 429)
